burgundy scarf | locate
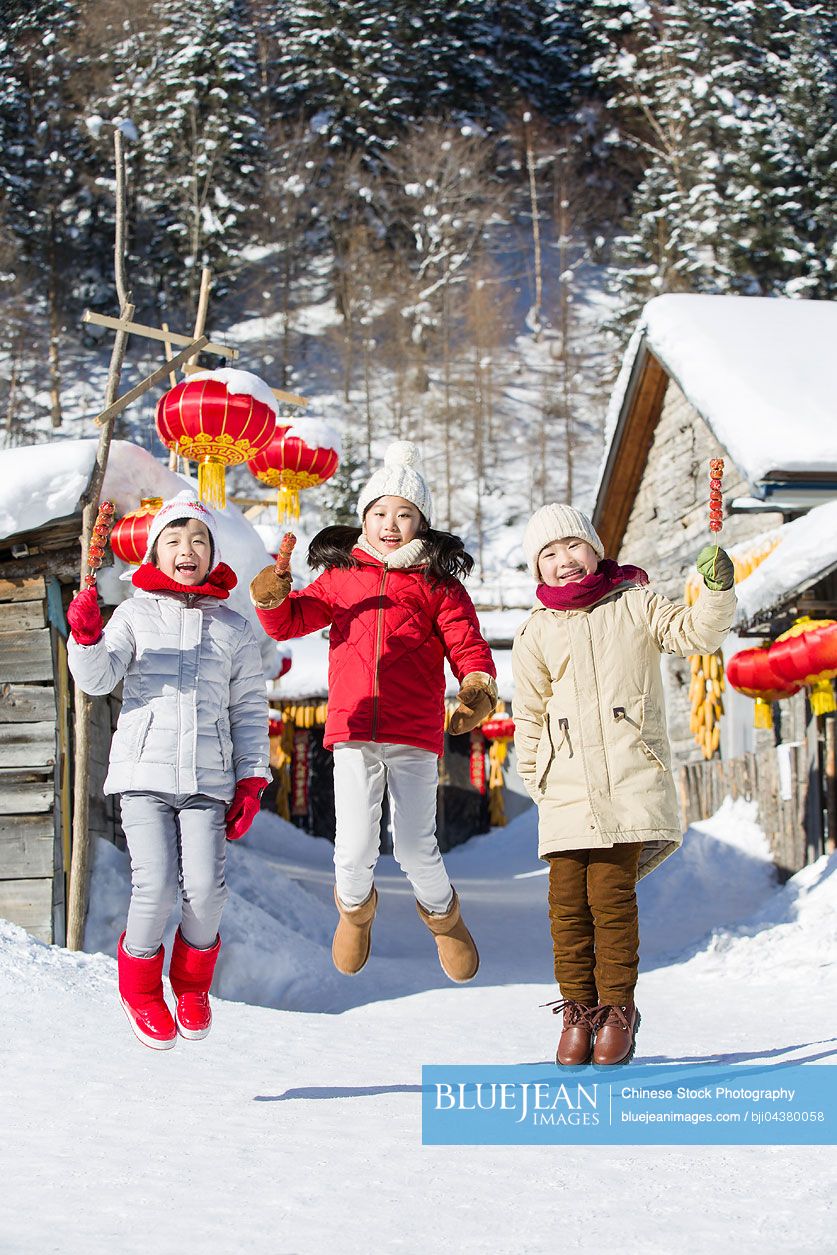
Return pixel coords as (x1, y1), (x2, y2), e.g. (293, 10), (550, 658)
(536, 559), (649, 611)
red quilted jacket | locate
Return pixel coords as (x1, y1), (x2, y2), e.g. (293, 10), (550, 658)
(256, 548), (495, 755)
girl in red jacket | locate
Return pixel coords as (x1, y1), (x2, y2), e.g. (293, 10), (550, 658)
(251, 441), (496, 982)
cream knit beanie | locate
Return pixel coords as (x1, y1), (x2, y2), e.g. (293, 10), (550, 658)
(356, 441), (433, 524)
(523, 504), (604, 579)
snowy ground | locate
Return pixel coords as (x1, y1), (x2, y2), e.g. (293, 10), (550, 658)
(2, 797), (836, 1254)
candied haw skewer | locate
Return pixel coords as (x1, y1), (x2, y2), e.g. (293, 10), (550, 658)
(274, 532), (297, 577)
(82, 499), (116, 588)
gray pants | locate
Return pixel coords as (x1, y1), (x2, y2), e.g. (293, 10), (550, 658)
(120, 791), (229, 957)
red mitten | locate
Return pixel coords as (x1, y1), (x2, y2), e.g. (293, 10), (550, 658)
(66, 586), (103, 645)
(225, 778), (265, 842)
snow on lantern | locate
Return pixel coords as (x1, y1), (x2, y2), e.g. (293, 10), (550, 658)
(110, 497), (163, 566)
(769, 617), (837, 717)
(726, 645), (802, 729)
(247, 416), (340, 522)
(155, 369), (278, 509)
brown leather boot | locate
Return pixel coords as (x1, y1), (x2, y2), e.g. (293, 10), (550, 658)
(551, 999), (597, 1066)
(416, 889), (479, 983)
(332, 886), (377, 975)
(592, 1002), (640, 1065)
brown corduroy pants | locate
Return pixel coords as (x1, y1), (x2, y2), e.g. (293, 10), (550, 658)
(547, 843), (642, 1005)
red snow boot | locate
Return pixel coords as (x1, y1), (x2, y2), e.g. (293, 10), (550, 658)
(168, 929), (221, 1040)
(117, 934), (177, 1051)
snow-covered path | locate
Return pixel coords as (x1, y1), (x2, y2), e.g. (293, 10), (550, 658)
(3, 800), (836, 1254)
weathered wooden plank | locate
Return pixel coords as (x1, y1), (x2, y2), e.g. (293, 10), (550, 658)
(0, 600), (46, 632)
(0, 682), (55, 722)
(0, 628), (53, 683)
(0, 577), (46, 603)
(0, 779), (53, 814)
(0, 877), (52, 941)
(0, 720), (56, 768)
(0, 816), (54, 877)
(0, 551), (84, 581)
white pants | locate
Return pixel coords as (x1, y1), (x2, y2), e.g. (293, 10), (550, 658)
(332, 742), (453, 914)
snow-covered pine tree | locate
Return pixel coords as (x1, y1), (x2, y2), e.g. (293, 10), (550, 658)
(94, 0), (263, 314)
(275, 1), (419, 152)
(719, 2), (837, 298)
(0, 0), (104, 424)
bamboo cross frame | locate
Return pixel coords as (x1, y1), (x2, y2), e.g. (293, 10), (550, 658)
(82, 309), (237, 360)
(92, 336), (208, 427)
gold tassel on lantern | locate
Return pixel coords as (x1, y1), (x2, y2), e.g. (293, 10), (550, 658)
(753, 697), (774, 730)
(487, 739), (509, 828)
(277, 486), (301, 522)
(198, 457), (227, 509)
(809, 677), (836, 717)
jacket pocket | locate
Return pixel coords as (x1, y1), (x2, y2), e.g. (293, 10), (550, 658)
(612, 701), (666, 770)
(215, 717), (233, 771)
(215, 722), (232, 768)
(535, 713), (568, 794)
(113, 707), (152, 759)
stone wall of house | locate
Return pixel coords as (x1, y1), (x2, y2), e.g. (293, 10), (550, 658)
(616, 379), (785, 762)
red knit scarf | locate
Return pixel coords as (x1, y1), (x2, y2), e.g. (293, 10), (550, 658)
(132, 562), (237, 600)
(536, 559), (649, 610)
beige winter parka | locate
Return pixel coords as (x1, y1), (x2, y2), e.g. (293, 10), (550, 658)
(512, 581), (736, 879)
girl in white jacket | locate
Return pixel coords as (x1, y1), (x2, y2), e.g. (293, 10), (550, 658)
(67, 492), (270, 1051)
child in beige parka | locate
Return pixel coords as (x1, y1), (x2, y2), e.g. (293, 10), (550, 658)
(512, 504), (736, 1066)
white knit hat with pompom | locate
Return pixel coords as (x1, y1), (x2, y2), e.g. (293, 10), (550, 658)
(356, 441), (433, 524)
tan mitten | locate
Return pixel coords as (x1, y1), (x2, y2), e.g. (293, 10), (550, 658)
(448, 672), (498, 736)
(250, 566), (292, 610)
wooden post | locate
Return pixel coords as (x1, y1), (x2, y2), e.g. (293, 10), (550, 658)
(162, 321), (180, 473)
(66, 130), (133, 951)
(189, 267), (212, 366)
(66, 302), (133, 950)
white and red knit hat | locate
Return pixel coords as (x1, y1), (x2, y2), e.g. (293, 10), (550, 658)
(142, 491), (220, 566)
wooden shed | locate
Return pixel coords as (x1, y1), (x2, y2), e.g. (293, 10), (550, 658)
(593, 294), (837, 872)
(0, 445), (122, 943)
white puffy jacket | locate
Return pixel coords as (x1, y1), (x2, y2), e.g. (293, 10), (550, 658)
(68, 587), (270, 802)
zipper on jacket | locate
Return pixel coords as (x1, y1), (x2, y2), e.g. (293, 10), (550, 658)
(370, 567), (388, 741)
(586, 619), (612, 800)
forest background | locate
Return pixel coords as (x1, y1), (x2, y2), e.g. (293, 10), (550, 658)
(0, 0), (834, 582)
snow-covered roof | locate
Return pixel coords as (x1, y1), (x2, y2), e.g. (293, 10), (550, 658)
(0, 441), (96, 540)
(603, 294), (837, 486)
(0, 438), (278, 674)
(733, 498), (837, 628)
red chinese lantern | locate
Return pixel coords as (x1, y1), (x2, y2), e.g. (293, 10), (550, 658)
(726, 646), (801, 729)
(769, 618), (837, 716)
(156, 370), (277, 509)
(480, 717), (515, 741)
(110, 497), (163, 566)
(248, 417), (339, 522)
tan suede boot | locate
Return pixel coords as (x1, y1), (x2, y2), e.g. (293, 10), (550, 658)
(416, 889), (479, 983)
(332, 886), (377, 975)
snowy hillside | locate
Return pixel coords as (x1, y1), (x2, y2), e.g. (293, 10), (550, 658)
(3, 799), (836, 1253)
